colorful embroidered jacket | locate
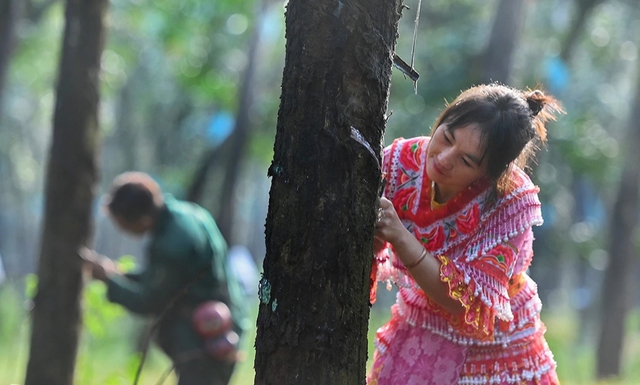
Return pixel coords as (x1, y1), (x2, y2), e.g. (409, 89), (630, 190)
(372, 137), (556, 384)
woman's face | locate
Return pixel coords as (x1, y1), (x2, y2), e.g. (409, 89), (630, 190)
(427, 123), (489, 200)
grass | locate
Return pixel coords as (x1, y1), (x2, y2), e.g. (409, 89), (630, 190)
(1, 283), (640, 385)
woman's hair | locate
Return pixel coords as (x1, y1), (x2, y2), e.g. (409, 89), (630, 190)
(103, 172), (164, 223)
(431, 83), (564, 197)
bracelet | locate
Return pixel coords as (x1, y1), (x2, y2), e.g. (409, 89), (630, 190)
(405, 248), (427, 269)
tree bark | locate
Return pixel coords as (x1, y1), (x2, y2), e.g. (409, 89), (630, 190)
(24, 0), (107, 383)
(482, 0), (525, 85)
(254, 1), (402, 384)
(596, 46), (640, 380)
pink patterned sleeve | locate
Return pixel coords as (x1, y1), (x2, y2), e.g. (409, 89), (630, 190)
(370, 139), (406, 303)
(369, 139), (397, 304)
(371, 137), (434, 302)
(512, 228), (535, 274)
(435, 230), (531, 341)
(380, 138), (403, 199)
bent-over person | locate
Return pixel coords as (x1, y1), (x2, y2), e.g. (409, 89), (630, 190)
(83, 172), (247, 385)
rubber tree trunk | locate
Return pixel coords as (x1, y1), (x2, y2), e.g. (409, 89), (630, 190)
(24, 0), (107, 383)
(596, 49), (640, 380)
(254, 1), (403, 384)
(482, 0), (525, 85)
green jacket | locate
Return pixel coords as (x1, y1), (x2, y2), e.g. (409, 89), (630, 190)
(106, 196), (247, 355)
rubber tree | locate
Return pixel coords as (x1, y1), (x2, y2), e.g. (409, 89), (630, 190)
(24, 0), (108, 382)
(254, 0), (403, 384)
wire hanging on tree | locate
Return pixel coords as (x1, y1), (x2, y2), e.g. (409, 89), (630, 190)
(392, 0), (422, 93)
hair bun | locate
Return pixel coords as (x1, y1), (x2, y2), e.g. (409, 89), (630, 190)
(526, 90), (545, 117)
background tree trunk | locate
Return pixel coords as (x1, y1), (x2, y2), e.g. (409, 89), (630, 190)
(24, 0), (107, 383)
(482, 0), (525, 85)
(0, 0), (22, 121)
(187, 0), (267, 246)
(596, 41), (640, 380)
(0, 0), (57, 120)
(254, 1), (402, 384)
(215, 18), (259, 244)
(560, 0), (604, 62)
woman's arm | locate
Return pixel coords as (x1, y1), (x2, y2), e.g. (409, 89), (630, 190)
(375, 197), (464, 315)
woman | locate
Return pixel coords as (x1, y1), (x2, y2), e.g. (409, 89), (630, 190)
(368, 83), (563, 385)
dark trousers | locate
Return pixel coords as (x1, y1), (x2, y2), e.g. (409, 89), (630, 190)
(157, 309), (242, 385)
(174, 354), (236, 385)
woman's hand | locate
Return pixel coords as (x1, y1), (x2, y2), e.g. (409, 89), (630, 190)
(375, 197), (410, 246)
